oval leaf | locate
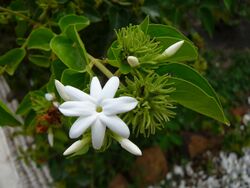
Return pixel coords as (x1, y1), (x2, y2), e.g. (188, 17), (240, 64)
(156, 62), (222, 107)
(169, 77), (229, 125)
(0, 48), (26, 75)
(27, 27), (55, 51)
(61, 69), (90, 89)
(59, 14), (90, 33)
(28, 54), (51, 68)
(0, 100), (20, 126)
(50, 35), (86, 71)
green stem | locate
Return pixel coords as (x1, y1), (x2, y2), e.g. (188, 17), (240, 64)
(88, 54), (114, 78)
(0, 6), (37, 25)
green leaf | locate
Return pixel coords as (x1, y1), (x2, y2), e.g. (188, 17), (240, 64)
(147, 24), (191, 42)
(169, 77), (229, 125)
(0, 48), (26, 75)
(156, 63), (221, 107)
(28, 54), (51, 68)
(51, 59), (67, 80)
(61, 69), (90, 89)
(140, 16), (150, 33)
(199, 7), (214, 37)
(16, 93), (32, 115)
(146, 24), (198, 61)
(224, 0), (234, 11)
(0, 100), (20, 126)
(50, 35), (86, 71)
(27, 27), (55, 51)
(157, 37), (198, 61)
(65, 25), (89, 65)
(59, 14), (90, 33)
(157, 63), (229, 124)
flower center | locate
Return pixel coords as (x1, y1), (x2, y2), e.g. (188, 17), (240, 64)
(96, 106), (103, 113)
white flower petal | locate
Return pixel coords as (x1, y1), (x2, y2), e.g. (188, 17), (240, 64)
(69, 116), (97, 139)
(65, 86), (95, 102)
(119, 138), (142, 156)
(102, 97), (138, 115)
(90, 77), (102, 99)
(91, 119), (106, 149)
(100, 115), (130, 138)
(100, 76), (119, 100)
(59, 101), (95, 117)
(55, 80), (70, 101)
(63, 140), (84, 156)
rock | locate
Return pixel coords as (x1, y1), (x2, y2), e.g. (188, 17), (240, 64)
(131, 146), (168, 186)
(183, 132), (222, 158)
(108, 174), (128, 188)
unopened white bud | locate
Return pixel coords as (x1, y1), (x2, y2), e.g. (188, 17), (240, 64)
(162, 40), (184, 57)
(243, 114), (250, 125)
(127, 56), (140, 67)
(119, 138), (142, 156)
(63, 140), (84, 156)
(45, 93), (55, 101)
(48, 128), (54, 147)
(55, 80), (70, 101)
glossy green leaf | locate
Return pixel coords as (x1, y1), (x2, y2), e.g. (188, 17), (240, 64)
(199, 7), (214, 37)
(147, 24), (191, 42)
(51, 60), (67, 80)
(169, 77), (229, 125)
(0, 100), (20, 126)
(140, 16), (150, 33)
(59, 14), (90, 33)
(61, 69), (90, 89)
(0, 48), (26, 75)
(147, 24), (198, 61)
(50, 35), (86, 71)
(156, 63), (222, 107)
(65, 25), (89, 65)
(28, 54), (51, 68)
(157, 63), (228, 124)
(27, 27), (55, 51)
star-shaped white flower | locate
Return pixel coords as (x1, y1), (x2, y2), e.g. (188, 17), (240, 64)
(55, 76), (138, 149)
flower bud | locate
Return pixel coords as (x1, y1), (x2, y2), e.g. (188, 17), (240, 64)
(63, 140), (85, 156)
(48, 128), (54, 147)
(243, 114), (250, 125)
(119, 138), (142, 156)
(162, 40), (184, 57)
(127, 56), (140, 67)
(55, 80), (70, 101)
(45, 93), (55, 101)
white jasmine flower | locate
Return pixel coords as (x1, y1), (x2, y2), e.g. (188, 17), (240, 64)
(55, 76), (138, 150)
(162, 40), (184, 57)
(127, 56), (139, 67)
(45, 93), (55, 101)
(118, 138), (142, 156)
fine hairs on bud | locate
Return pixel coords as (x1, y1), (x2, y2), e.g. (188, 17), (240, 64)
(162, 40), (184, 57)
(127, 56), (139, 67)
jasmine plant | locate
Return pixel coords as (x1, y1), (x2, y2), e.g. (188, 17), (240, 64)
(0, 15), (229, 158)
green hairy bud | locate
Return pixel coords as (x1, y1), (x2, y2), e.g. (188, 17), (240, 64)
(119, 71), (176, 137)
